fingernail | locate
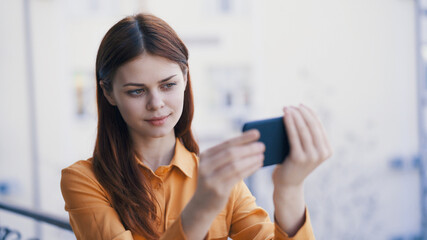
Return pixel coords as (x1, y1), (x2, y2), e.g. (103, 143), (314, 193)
(248, 129), (260, 138)
(257, 142), (265, 151)
(257, 154), (264, 163)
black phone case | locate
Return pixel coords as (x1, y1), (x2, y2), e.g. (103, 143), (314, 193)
(242, 117), (290, 166)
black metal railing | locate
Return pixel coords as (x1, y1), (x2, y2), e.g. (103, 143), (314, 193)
(0, 201), (72, 240)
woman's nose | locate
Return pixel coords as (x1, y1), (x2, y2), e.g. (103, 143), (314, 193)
(146, 91), (165, 110)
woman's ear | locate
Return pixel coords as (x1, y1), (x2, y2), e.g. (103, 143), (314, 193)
(99, 80), (117, 106)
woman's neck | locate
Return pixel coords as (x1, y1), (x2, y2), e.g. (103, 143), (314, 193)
(132, 132), (176, 171)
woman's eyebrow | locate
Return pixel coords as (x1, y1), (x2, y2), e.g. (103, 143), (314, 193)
(122, 74), (177, 87)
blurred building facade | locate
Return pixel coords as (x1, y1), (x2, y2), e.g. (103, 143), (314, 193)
(0, 0), (421, 239)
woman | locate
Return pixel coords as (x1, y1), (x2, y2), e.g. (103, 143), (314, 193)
(61, 13), (332, 240)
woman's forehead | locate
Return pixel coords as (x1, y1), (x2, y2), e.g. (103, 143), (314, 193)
(115, 53), (182, 85)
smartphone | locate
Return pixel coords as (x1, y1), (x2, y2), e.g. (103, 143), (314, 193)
(242, 117), (290, 167)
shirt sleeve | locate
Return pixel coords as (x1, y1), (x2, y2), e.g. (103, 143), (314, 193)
(229, 181), (315, 240)
(60, 162), (133, 240)
(274, 209), (315, 239)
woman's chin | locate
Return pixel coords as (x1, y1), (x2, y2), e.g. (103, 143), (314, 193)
(144, 129), (175, 139)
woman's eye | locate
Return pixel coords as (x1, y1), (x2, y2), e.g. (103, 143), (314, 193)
(162, 82), (176, 89)
(128, 89), (145, 96)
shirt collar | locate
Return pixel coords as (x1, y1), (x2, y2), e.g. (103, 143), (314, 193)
(136, 138), (196, 178)
(169, 138), (196, 178)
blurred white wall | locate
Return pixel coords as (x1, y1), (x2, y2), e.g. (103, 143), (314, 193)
(0, 0), (420, 239)
(249, 1), (419, 239)
(0, 0), (37, 237)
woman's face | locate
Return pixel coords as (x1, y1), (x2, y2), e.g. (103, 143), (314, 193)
(102, 52), (187, 141)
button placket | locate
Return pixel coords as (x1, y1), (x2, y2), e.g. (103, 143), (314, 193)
(154, 178), (166, 231)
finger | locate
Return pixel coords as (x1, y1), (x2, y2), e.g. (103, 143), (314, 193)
(296, 105), (324, 150)
(218, 153), (264, 183)
(203, 129), (260, 157)
(283, 107), (303, 154)
(300, 104), (333, 155)
(289, 106), (315, 153)
(206, 141), (265, 173)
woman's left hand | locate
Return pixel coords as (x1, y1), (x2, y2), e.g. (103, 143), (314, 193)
(272, 104), (333, 189)
(272, 104), (333, 236)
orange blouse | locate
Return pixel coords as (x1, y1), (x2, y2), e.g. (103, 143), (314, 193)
(60, 139), (315, 240)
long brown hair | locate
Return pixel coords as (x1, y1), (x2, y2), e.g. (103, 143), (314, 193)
(93, 13), (199, 239)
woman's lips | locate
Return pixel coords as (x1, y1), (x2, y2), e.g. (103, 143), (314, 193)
(146, 115), (169, 126)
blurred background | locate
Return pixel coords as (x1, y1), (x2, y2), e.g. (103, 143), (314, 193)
(0, 0), (423, 239)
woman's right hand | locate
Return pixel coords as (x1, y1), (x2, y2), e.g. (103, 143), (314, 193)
(195, 129), (265, 211)
(181, 129), (265, 239)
